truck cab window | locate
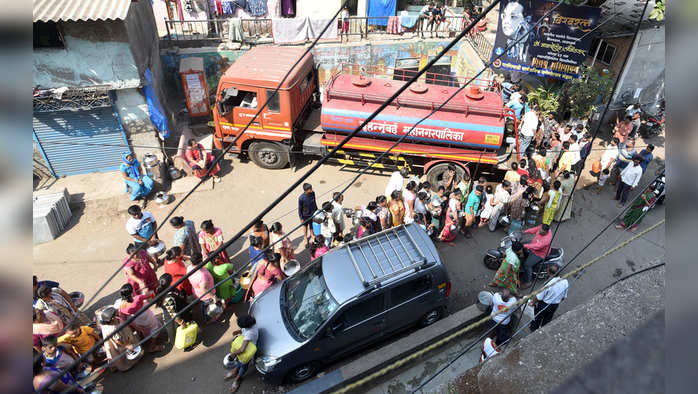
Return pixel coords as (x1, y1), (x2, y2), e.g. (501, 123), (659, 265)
(220, 88), (257, 113)
(266, 89), (280, 113)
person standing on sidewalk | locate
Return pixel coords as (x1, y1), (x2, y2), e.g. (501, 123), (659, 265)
(615, 156), (643, 207)
(529, 265), (568, 332)
(298, 183), (318, 248)
(489, 288), (517, 345)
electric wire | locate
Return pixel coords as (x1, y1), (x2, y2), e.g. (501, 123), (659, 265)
(44, 2), (502, 387)
(41, 1), (353, 388)
(409, 168), (665, 393)
(512, 0), (651, 333)
(76, 0), (352, 313)
(333, 219), (664, 394)
(411, 2), (657, 389)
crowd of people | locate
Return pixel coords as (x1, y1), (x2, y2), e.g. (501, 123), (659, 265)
(34, 78), (661, 391)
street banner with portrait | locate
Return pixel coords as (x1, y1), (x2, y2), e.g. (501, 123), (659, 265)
(490, 0), (601, 80)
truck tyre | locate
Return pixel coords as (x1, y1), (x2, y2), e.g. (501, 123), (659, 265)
(249, 141), (290, 169)
(426, 162), (468, 189)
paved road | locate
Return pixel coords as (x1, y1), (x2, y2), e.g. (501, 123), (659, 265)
(33, 144), (665, 393)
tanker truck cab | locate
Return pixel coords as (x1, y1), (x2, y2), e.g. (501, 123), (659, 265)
(212, 46), (317, 169)
(249, 223), (451, 384)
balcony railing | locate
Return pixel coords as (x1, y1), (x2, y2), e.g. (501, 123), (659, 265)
(162, 15), (492, 46)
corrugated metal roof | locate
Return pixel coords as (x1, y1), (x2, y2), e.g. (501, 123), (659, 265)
(33, 0), (132, 23)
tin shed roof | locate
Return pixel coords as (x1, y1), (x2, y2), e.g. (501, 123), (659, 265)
(223, 46), (314, 90)
(33, 0), (132, 23)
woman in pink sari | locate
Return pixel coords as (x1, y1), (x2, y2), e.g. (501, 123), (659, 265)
(439, 192), (459, 242)
(185, 139), (221, 181)
(122, 243), (159, 296)
(198, 220), (229, 265)
(269, 222), (295, 267)
(247, 253), (285, 300)
(117, 283), (164, 353)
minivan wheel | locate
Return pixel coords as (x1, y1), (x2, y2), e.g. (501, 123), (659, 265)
(419, 308), (442, 327)
(287, 362), (319, 383)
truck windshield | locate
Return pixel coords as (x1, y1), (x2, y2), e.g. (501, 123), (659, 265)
(283, 260), (338, 340)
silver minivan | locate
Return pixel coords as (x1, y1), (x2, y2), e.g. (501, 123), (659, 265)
(249, 223), (451, 384)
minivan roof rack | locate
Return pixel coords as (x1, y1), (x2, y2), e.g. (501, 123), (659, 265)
(345, 224), (429, 287)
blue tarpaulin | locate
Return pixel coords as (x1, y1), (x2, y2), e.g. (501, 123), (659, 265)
(367, 0), (396, 26)
(400, 15), (418, 28)
(142, 69), (170, 139)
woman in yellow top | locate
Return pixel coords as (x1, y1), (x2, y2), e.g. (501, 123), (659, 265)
(542, 180), (562, 225)
(388, 190), (406, 226)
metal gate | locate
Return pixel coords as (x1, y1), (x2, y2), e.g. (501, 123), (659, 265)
(33, 106), (130, 177)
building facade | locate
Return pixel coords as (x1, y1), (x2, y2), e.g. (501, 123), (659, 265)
(33, 0), (171, 177)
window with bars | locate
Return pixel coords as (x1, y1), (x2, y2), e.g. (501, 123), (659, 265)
(589, 38), (617, 65)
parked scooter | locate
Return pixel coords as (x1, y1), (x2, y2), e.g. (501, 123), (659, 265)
(651, 168), (665, 206)
(639, 103), (664, 138)
(483, 231), (564, 281)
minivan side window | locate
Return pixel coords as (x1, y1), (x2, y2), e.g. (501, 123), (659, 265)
(341, 294), (385, 328)
(389, 276), (431, 307)
(266, 89), (280, 113)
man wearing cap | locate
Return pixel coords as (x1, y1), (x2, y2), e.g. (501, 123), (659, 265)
(615, 155), (643, 206)
(520, 224), (553, 289)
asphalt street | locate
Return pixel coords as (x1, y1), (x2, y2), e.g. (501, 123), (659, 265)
(33, 144), (665, 393)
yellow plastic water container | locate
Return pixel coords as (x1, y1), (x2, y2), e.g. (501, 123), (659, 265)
(174, 322), (199, 349)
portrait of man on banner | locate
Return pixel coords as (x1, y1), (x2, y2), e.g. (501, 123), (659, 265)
(497, 0), (535, 63)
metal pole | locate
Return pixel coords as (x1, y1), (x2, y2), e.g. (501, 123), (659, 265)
(590, 38), (602, 68)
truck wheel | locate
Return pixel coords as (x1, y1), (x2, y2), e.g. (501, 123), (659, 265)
(426, 162), (468, 189)
(249, 141), (289, 169)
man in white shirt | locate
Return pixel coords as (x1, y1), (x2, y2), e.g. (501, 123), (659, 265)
(125, 205), (159, 245)
(385, 168), (408, 199)
(480, 336), (501, 363)
(488, 181), (512, 232)
(600, 137), (620, 171)
(529, 265), (568, 332)
(489, 288), (517, 344)
(615, 156), (643, 206)
(519, 107), (539, 159)
(568, 134), (582, 175)
(558, 124), (574, 143)
(330, 192), (346, 238)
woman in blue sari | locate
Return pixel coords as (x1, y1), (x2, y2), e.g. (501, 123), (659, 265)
(121, 152), (154, 205)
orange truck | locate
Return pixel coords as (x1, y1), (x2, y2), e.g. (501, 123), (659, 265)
(212, 46), (520, 184)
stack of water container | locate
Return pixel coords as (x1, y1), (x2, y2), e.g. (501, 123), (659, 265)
(33, 188), (72, 244)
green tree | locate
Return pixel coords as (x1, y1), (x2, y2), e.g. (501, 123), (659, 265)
(564, 66), (614, 119)
(527, 85), (562, 117)
(649, 0), (665, 21)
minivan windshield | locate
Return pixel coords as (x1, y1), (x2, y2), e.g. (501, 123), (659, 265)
(283, 260), (338, 340)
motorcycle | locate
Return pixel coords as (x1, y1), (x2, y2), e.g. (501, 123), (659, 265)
(483, 231), (564, 281)
(639, 104), (664, 138)
(651, 168), (665, 206)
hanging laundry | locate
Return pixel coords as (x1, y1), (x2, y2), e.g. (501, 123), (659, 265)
(246, 0), (267, 16)
(228, 18), (244, 42)
(272, 17), (308, 43)
(281, 0), (296, 17)
(386, 16), (402, 34)
(267, 0), (282, 18)
(308, 18), (338, 40)
(211, 0), (223, 16)
(221, 0), (234, 14)
(367, 0), (396, 26)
